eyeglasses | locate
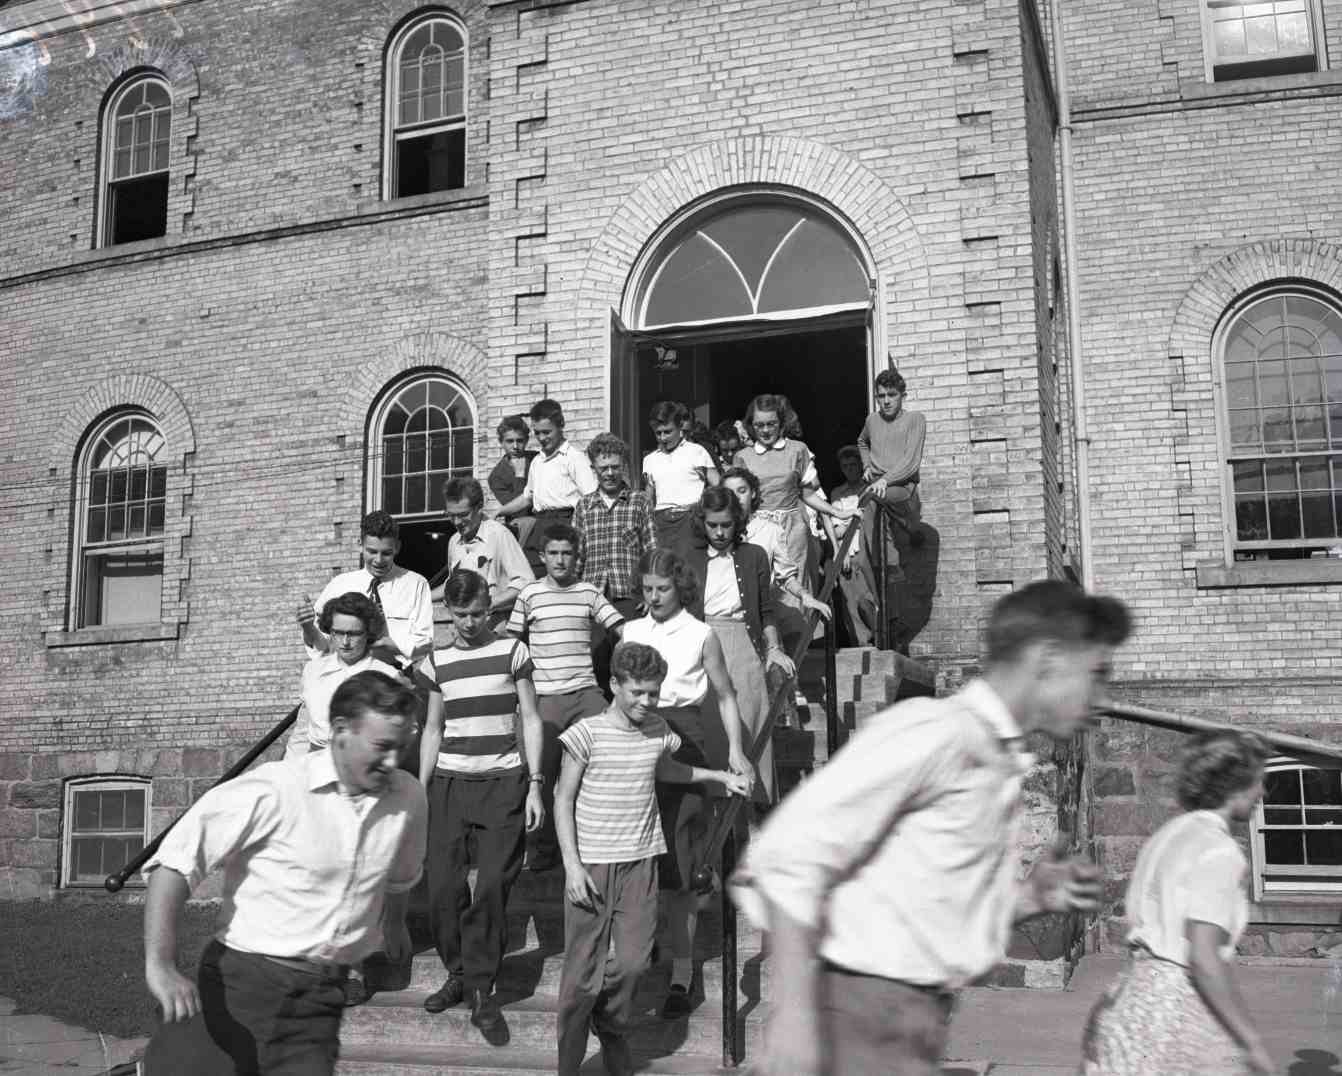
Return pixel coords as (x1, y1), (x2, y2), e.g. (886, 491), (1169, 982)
(330, 629), (368, 641)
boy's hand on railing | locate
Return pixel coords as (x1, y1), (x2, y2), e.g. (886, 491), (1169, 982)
(727, 745), (752, 783)
(718, 770), (752, 798)
(801, 593), (832, 621)
(146, 959), (201, 1023)
(764, 645), (795, 678)
(564, 864), (602, 912)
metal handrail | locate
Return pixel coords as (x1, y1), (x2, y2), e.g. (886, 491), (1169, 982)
(104, 705), (301, 892)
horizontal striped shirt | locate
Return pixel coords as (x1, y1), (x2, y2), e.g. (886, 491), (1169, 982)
(560, 710), (681, 864)
(421, 636), (534, 775)
(507, 579), (624, 695)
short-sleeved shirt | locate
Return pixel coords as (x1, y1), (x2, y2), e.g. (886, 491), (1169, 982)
(733, 439), (815, 512)
(643, 439), (717, 509)
(506, 579), (625, 694)
(447, 519), (533, 599)
(419, 635), (535, 775)
(559, 710), (681, 863)
(621, 610), (712, 708)
(313, 566), (434, 665)
(1124, 809), (1249, 965)
(525, 440), (598, 511)
(292, 652), (403, 755)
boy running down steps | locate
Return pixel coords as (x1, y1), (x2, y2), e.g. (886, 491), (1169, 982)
(416, 569), (545, 1045)
(554, 642), (751, 1076)
(507, 523), (626, 871)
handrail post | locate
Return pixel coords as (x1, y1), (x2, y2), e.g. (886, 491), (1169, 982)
(873, 506), (888, 652)
(721, 822), (740, 1068)
(824, 609), (840, 758)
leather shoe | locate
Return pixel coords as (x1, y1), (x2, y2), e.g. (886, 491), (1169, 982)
(342, 973), (368, 1008)
(661, 982), (692, 1019)
(423, 976), (464, 1013)
(597, 1030), (634, 1076)
(469, 987), (509, 1046)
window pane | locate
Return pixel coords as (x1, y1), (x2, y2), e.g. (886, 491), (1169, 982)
(1267, 494), (1302, 539)
(1226, 363), (1257, 408)
(1265, 768), (1303, 804)
(1235, 495), (1268, 541)
(453, 428), (473, 467)
(125, 789), (145, 829)
(404, 475), (426, 515)
(1295, 405), (1327, 449)
(1214, 19), (1248, 56)
(109, 470), (127, 502)
(1258, 360), (1288, 406)
(428, 431), (452, 471)
(83, 553), (163, 627)
(1290, 357), (1324, 403)
(428, 475), (446, 513)
(1261, 408), (1293, 447)
(394, 127), (466, 198)
(74, 790), (100, 830)
(107, 172), (169, 246)
(148, 502), (165, 535)
(1244, 12), (1280, 55)
(149, 466), (166, 498)
(86, 508), (106, 543)
(382, 477), (402, 516)
(100, 791), (125, 831)
(72, 837), (102, 880)
(1264, 807), (1302, 825)
(1228, 409), (1261, 450)
(1265, 458), (1297, 491)
(1301, 492), (1336, 538)
(129, 505), (146, 536)
(1305, 808), (1342, 826)
(107, 507), (127, 541)
(1232, 460), (1264, 493)
(1302, 768), (1342, 805)
(1306, 830), (1342, 865)
(1264, 829), (1304, 864)
(1278, 10), (1311, 51)
(406, 433), (427, 474)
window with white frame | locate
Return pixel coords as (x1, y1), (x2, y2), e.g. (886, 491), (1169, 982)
(1252, 760), (1342, 897)
(372, 373), (476, 519)
(1220, 289), (1342, 557)
(385, 13), (467, 199)
(63, 778), (151, 888)
(101, 74), (172, 246)
(74, 412), (167, 627)
(1202, 1), (1326, 81)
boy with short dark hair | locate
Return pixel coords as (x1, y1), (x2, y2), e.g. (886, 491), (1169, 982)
(417, 569), (545, 1043)
(855, 366), (927, 575)
(553, 642), (749, 1076)
(507, 523), (625, 870)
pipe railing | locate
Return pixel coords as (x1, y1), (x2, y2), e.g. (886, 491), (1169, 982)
(692, 519), (860, 1068)
(104, 705), (301, 892)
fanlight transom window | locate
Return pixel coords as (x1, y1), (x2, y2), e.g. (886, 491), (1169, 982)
(636, 202), (870, 329)
(1222, 291), (1342, 550)
(378, 376), (476, 518)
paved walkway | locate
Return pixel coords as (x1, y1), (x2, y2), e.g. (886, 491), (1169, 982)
(1, 955), (1338, 1074)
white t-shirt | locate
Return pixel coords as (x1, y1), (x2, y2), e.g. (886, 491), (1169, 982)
(643, 439), (716, 510)
(1124, 809), (1249, 965)
(621, 609), (712, 708)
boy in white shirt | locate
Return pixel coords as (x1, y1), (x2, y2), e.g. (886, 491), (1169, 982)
(642, 400), (718, 559)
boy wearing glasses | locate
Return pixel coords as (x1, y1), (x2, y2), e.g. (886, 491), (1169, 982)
(442, 476), (534, 632)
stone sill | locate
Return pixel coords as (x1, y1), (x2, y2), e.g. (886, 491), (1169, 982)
(1194, 559), (1342, 588)
(43, 622), (182, 647)
(1249, 898), (1342, 926)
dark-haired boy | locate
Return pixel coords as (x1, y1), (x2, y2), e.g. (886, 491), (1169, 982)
(554, 642), (749, 1076)
(732, 580), (1132, 1076)
(495, 399), (598, 575)
(443, 476), (533, 631)
(507, 523), (625, 870)
(856, 367), (927, 579)
(298, 510), (434, 670)
(416, 569), (544, 1044)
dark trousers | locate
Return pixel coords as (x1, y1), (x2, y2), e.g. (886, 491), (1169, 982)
(426, 769), (527, 991)
(859, 484), (920, 570)
(592, 595), (642, 698)
(532, 687), (607, 859)
(197, 940), (345, 1076)
(819, 962), (954, 1075)
(524, 507), (575, 574)
(556, 858), (659, 1076)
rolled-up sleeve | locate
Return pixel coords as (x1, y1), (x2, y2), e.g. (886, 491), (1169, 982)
(730, 706), (956, 932)
(385, 783), (429, 894)
(142, 772), (280, 890)
(496, 526), (534, 594)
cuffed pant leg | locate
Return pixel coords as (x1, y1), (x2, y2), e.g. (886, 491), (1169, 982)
(460, 772), (527, 992)
(426, 773), (471, 978)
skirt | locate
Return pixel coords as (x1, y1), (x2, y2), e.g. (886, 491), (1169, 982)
(703, 617), (772, 803)
(1079, 950), (1250, 1076)
(656, 704), (712, 892)
(758, 507), (817, 595)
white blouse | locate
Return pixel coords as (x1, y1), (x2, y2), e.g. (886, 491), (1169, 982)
(1124, 809), (1249, 966)
(621, 609), (711, 708)
(702, 549), (745, 619)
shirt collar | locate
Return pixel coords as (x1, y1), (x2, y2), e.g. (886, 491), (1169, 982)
(707, 546), (732, 559)
(1193, 809), (1231, 835)
(541, 440), (571, 462)
(307, 747), (341, 791)
(752, 437), (789, 454)
(960, 679), (1024, 742)
(600, 485), (632, 506)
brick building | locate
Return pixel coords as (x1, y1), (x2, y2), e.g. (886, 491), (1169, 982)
(0, 0), (1337, 965)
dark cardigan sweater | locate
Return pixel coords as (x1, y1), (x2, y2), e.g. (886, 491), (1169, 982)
(684, 540), (778, 657)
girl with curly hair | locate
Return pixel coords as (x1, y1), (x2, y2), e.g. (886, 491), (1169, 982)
(1081, 729), (1273, 1075)
(620, 548), (752, 1016)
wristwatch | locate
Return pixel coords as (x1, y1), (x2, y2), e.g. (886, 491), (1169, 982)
(528, 774), (545, 785)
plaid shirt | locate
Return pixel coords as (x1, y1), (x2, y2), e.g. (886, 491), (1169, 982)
(574, 486), (656, 600)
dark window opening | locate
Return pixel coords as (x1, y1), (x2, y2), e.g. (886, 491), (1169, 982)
(1213, 53), (1318, 80)
(107, 173), (169, 245)
(395, 128), (465, 198)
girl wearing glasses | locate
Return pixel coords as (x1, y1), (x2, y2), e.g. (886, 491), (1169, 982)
(732, 394), (854, 597)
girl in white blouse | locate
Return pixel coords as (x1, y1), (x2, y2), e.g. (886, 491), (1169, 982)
(1081, 730), (1273, 1075)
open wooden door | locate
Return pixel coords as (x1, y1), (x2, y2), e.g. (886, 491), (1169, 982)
(610, 309), (638, 448)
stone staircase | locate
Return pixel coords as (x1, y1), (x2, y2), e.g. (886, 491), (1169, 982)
(336, 646), (932, 1074)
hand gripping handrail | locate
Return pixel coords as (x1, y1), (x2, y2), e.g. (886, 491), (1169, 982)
(104, 705), (301, 892)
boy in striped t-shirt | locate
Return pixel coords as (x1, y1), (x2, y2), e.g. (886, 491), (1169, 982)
(417, 569), (544, 1044)
(553, 642), (749, 1076)
(506, 522), (625, 870)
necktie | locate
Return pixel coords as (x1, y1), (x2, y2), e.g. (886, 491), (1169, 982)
(367, 576), (384, 616)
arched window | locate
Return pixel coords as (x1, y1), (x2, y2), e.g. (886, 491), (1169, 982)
(73, 412), (167, 626)
(632, 200), (871, 329)
(1220, 289), (1342, 555)
(385, 13), (467, 199)
(371, 373), (476, 519)
(100, 74), (171, 247)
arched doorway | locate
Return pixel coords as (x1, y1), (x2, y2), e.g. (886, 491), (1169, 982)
(613, 189), (877, 487)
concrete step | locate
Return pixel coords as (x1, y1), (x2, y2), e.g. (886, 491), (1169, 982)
(340, 989), (767, 1055)
(337, 1042), (737, 1074)
(395, 949), (775, 1007)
